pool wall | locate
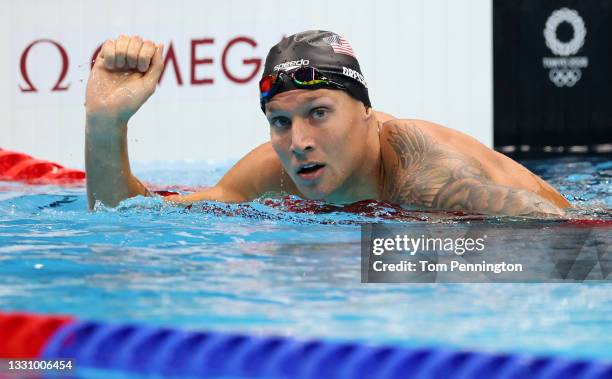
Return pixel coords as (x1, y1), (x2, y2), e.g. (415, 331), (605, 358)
(2, 0), (493, 168)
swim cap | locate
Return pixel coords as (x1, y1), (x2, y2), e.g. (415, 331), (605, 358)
(261, 30), (371, 111)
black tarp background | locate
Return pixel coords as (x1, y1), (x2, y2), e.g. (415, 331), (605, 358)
(493, 0), (611, 153)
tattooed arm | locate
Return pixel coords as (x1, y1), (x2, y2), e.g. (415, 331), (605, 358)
(382, 121), (565, 218)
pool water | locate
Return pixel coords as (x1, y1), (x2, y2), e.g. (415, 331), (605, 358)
(1, 156), (611, 361)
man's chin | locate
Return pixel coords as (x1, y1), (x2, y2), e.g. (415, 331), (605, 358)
(300, 189), (327, 201)
(297, 184), (333, 201)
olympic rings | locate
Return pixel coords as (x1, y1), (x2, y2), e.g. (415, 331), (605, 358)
(549, 68), (582, 87)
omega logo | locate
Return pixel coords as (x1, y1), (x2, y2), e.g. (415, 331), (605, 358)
(19, 36), (264, 93)
(19, 39), (70, 92)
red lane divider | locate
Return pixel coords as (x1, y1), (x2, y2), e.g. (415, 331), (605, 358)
(0, 150), (32, 173)
(5, 159), (63, 180)
(0, 149), (85, 184)
(0, 149), (205, 194)
(565, 218), (612, 226)
(0, 312), (73, 358)
(1, 311), (611, 379)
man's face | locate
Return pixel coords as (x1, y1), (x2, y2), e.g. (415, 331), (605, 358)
(265, 89), (369, 201)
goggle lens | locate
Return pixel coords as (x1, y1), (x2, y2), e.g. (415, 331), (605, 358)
(259, 75), (277, 94)
(259, 66), (345, 108)
(292, 67), (315, 83)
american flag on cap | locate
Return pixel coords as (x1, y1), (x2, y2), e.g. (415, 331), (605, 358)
(322, 34), (356, 58)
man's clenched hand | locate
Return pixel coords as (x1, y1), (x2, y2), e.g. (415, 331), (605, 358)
(85, 35), (164, 123)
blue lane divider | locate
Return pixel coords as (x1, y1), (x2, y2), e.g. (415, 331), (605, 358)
(42, 319), (612, 379)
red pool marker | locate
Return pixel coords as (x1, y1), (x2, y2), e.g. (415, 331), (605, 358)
(0, 149), (85, 184)
(0, 312), (73, 358)
(565, 218), (612, 227)
(0, 150), (33, 175)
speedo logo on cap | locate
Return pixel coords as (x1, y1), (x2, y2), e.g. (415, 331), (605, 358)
(273, 59), (310, 72)
(342, 67), (368, 88)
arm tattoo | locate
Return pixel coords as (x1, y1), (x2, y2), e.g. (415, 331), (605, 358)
(386, 123), (564, 217)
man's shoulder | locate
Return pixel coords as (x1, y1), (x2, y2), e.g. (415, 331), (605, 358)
(379, 119), (443, 161)
(378, 119), (450, 206)
(378, 119), (488, 207)
(380, 118), (487, 157)
(380, 118), (444, 136)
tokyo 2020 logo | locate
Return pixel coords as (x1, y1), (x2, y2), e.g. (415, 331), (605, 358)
(542, 8), (589, 88)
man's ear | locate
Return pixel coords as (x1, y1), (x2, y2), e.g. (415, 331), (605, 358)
(363, 105), (374, 121)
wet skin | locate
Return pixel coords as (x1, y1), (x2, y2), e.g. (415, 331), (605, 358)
(85, 35), (569, 217)
(168, 88), (569, 217)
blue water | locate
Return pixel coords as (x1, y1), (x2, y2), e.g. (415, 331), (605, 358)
(1, 156), (611, 362)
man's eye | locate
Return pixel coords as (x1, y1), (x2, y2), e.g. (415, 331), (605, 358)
(271, 117), (290, 129)
(311, 107), (328, 120)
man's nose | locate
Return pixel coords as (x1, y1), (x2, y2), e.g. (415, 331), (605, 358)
(290, 119), (314, 156)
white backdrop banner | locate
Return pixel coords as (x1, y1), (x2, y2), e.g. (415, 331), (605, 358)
(0, 0), (492, 167)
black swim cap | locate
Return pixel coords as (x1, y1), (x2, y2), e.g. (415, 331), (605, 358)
(261, 30), (371, 111)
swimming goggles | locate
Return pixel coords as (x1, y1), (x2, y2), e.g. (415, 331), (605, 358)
(259, 66), (346, 108)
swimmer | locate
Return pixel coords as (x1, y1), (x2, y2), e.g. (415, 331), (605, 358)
(85, 31), (570, 217)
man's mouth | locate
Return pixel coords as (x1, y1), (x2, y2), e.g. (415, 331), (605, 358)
(297, 163), (326, 180)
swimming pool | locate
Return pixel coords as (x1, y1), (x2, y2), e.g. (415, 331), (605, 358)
(1, 155), (611, 376)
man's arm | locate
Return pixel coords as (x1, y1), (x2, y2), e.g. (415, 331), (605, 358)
(382, 122), (565, 218)
(86, 117), (151, 209)
(164, 142), (298, 204)
(85, 35), (164, 209)
(85, 35), (297, 209)
(88, 123), (291, 207)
